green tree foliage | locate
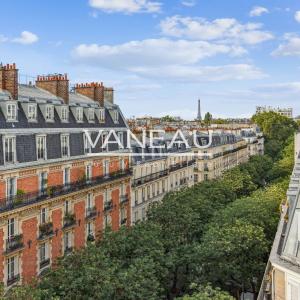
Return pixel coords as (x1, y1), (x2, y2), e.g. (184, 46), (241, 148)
(252, 111), (298, 159)
(161, 115), (177, 122)
(178, 284), (234, 300)
(203, 112), (213, 126)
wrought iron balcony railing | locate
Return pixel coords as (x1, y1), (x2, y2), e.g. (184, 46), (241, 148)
(38, 222), (54, 240)
(0, 169), (132, 213)
(40, 258), (50, 269)
(6, 234), (24, 254)
(86, 206), (97, 219)
(104, 200), (113, 212)
(7, 274), (20, 287)
(120, 195), (129, 205)
(63, 213), (76, 229)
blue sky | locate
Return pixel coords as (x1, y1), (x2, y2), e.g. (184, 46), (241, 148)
(1, 0), (300, 119)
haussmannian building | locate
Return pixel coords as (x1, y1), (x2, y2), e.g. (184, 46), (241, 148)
(131, 140), (195, 223)
(0, 63), (131, 288)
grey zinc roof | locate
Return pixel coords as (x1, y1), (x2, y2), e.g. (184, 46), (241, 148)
(18, 84), (64, 103)
(69, 92), (98, 107)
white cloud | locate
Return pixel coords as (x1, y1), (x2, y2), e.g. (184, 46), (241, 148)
(89, 0), (162, 13)
(72, 38), (264, 82)
(73, 38), (247, 68)
(160, 16), (274, 44)
(249, 6), (269, 17)
(130, 64), (266, 81)
(181, 1), (196, 7)
(0, 35), (8, 43)
(295, 11), (300, 23)
(12, 31), (38, 45)
(272, 34), (300, 56)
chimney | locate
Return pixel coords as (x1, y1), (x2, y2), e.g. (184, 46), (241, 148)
(104, 87), (114, 104)
(0, 63), (18, 100)
(36, 74), (69, 104)
(75, 82), (104, 107)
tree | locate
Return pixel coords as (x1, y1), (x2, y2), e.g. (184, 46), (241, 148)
(194, 221), (268, 299)
(178, 284), (234, 300)
(203, 112), (213, 127)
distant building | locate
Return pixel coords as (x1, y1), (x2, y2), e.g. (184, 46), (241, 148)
(131, 139), (194, 224)
(256, 106), (293, 118)
(259, 132), (300, 300)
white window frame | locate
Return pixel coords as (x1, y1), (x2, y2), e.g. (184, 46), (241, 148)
(61, 134), (70, 157)
(63, 167), (70, 185)
(4, 136), (16, 164)
(36, 135), (47, 160)
(6, 177), (17, 200)
(45, 105), (54, 121)
(88, 109), (95, 122)
(76, 107), (83, 122)
(113, 110), (119, 123)
(99, 108), (105, 122)
(39, 242), (49, 268)
(7, 255), (19, 282)
(7, 103), (17, 121)
(86, 164), (92, 182)
(28, 104), (37, 121)
(61, 107), (68, 122)
(40, 207), (48, 224)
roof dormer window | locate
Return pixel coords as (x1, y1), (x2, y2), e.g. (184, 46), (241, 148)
(28, 104), (37, 121)
(45, 105), (54, 121)
(113, 110), (119, 123)
(61, 107), (68, 122)
(7, 103), (17, 121)
(99, 108), (105, 122)
(88, 109), (94, 122)
(76, 107), (83, 122)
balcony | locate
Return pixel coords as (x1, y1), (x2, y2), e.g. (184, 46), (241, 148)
(40, 258), (50, 269)
(0, 169), (132, 213)
(7, 274), (20, 287)
(63, 213), (76, 229)
(104, 201), (113, 212)
(86, 206), (97, 219)
(120, 195), (129, 205)
(38, 222), (54, 240)
(132, 169), (169, 187)
(5, 234), (24, 254)
(121, 218), (127, 225)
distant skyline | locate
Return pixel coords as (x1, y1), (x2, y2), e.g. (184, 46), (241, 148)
(1, 0), (300, 119)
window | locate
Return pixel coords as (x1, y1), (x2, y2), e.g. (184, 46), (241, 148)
(76, 108), (83, 122)
(64, 200), (70, 214)
(142, 188), (145, 201)
(118, 132), (124, 149)
(142, 208), (146, 220)
(45, 105), (54, 121)
(113, 110), (119, 123)
(134, 211), (139, 223)
(61, 135), (70, 157)
(61, 107), (68, 122)
(104, 160), (110, 177)
(40, 208), (47, 224)
(86, 164), (92, 182)
(84, 134), (92, 154)
(134, 190), (138, 206)
(99, 108), (105, 122)
(6, 178), (17, 201)
(4, 136), (16, 164)
(7, 218), (16, 238)
(147, 186), (150, 199)
(28, 104), (37, 121)
(7, 103), (17, 121)
(64, 231), (72, 252)
(39, 242), (49, 268)
(104, 214), (112, 228)
(86, 193), (93, 210)
(39, 172), (47, 195)
(37, 136), (46, 160)
(88, 109), (94, 122)
(86, 222), (94, 238)
(120, 159), (125, 171)
(120, 207), (126, 224)
(7, 256), (19, 284)
(63, 167), (70, 185)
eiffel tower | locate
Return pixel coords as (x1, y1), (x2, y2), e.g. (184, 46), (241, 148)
(197, 99), (202, 121)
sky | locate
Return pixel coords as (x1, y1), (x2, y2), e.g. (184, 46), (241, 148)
(1, 0), (300, 119)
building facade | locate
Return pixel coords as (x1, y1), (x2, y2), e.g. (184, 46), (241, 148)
(193, 133), (249, 183)
(131, 141), (195, 223)
(259, 133), (300, 300)
(256, 106), (293, 119)
(0, 63), (131, 288)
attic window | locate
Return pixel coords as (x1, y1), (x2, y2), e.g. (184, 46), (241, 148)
(88, 109), (95, 121)
(113, 110), (119, 123)
(99, 108), (105, 122)
(7, 103), (17, 121)
(61, 107), (68, 122)
(28, 104), (37, 121)
(76, 107), (83, 122)
(45, 105), (54, 121)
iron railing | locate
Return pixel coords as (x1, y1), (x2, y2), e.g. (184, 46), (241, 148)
(0, 169), (132, 213)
